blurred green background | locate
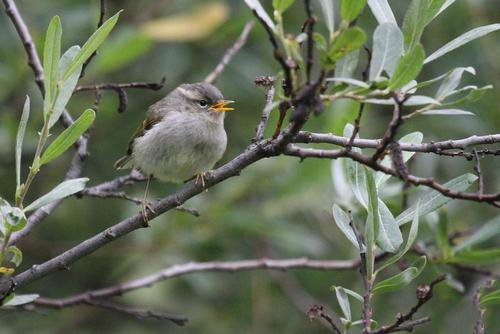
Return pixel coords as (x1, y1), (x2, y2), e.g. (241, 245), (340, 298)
(0, 0), (499, 333)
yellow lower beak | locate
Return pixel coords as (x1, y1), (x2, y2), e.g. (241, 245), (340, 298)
(210, 100), (235, 112)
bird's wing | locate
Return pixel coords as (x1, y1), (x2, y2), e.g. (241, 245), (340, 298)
(126, 112), (164, 155)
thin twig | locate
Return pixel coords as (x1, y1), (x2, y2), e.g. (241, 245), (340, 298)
(204, 21), (255, 84)
(307, 305), (342, 334)
(473, 149), (484, 196)
(372, 95), (406, 162)
(254, 85), (276, 141)
(303, 0), (315, 85)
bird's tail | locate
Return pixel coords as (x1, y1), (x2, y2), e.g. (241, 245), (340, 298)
(114, 155), (133, 169)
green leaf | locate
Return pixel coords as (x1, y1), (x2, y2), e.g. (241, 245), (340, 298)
(62, 11), (122, 81)
(49, 46), (82, 128)
(376, 203), (420, 275)
(389, 44), (425, 90)
(244, 0), (275, 32)
(2, 294), (39, 307)
(365, 96), (439, 106)
(377, 200), (403, 253)
(421, 109), (474, 116)
(335, 287), (352, 321)
(365, 167), (378, 279)
(7, 246), (22, 267)
(41, 109), (96, 165)
(318, 0), (335, 40)
(328, 27), (366, 61)
(396, 173), (477, 226)
(442, 85), (492, 108)
(434, 0), (456, 19)
(412, 66), (475, 90)
(335, 49), (360, 78)
(367, 0), (397, 25)
(43, 16), (62, 116)
(332, 204), (359, 249)
(328, 77), (370, 88)
(481, 289), (500, 307)
(24, 178), (89, 212)
(425, 0), (447, 24)
(376, 132), (423, 186)
(273, 0), (294, 13)
(402, 0), (428, 50)
(341, 0), (367, 23)
(452, 248), (500, 264)
(370, 23), (404, 80)
(0, 200), (27, 233)
(16, 96), (30, 188)
(373, 256), (426, 294)
(454, 215), (500, 252)
(425, 24), (500, 64)
(331, 286), (364, 303)
(436, 67), (475, 100)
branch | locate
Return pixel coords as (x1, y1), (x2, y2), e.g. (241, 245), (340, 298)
(80, 0), (106, 77)
(31, 257), (358, 306)
(303, 0), (315, 85)
(307, 305), (342, 334)
(372, 95), (406, 162)
(254, 85), (275, 141)
(204, 21), (255, 84)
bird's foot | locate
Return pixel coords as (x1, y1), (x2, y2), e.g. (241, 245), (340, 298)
(195, 172), (209, 192)
(141, 201), (156, 227)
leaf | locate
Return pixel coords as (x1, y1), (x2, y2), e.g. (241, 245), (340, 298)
(332, 204), (359, 249)
(402, 0), (428, 50)
(365, 96), (439, 106)
(335, 49), (360, 78)
(435, 0), (456, 18)
(332, 286), (364, 303)
(373, 256), (427, 294)
(340, 0), (367, 23)
(424, 24), (500, 64)
(436, 67), (475, 100)
(318, 0), (335, 40)
(49, 46), (82, 129)
(328, 27), (366, 61)
(43, 16), (62, 116)
(243, 0), (275, 32)
(365, 167), (379, 279)
(376, 203), (419, 275)
(442, 85), (492, 107)
(425, 0), (447, 24)
(16, 96), (30, 188)
(396, 173), (478, 226)
(328, 77), (370, 88)
(41, 109), (96, 165)
(413, 66), (475, 90)
(454, 215), (500, 252)
(481, 289), (500, 307)
(2, 294), (39, 307)
(389, 44), (425, 90)
(370, 23), (404, 80)
(7, 246), (22, 267)
(367, 0), (397, 25)
(421, 109), (475, 116)
(376, 132), (423, 186)
(331, 160), (352, 204)
(452, 248), (500, 264)
(62, 11), (122, 81)
(24, 178), (89, 212)
(0, 200), (27, 233)
(273, 0), (295, 13)
(335, 287), (352, 321)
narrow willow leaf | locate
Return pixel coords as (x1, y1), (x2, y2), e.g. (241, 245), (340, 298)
(41, 109), (96, 165)
(402, 0), (428, 50)
(2, 294), (39, 307)
(62, 11), (122, 81)
(373, 256), (426, 294)
(7, 246), (22, 267)
(273, 0), (295, 13)
(421, 109), (474, 116)
(318, 0), (335, 40)
(43, 16), (62, 116)
(454, 215), (500, 252)
(49, 46), (82, 128)
(452, 248), (500, 264)
(377, 199), (403, 253)
(328, 27), (366, 61)
(389, 44), (425, 90)
(16, 96), (30, 188)
(480, 289), (500, 307)
(370, 23), (404, 80)
(335, 49), (360, 78)
(332, 204), (359, 249)
(425, 0), (446, 24)
(367, 0), (397, 24)
(365, 96), (439, 106)
(425, 24), (500, 64)
(365, 167), (379, 279)
(436, 67), (475, 100)
(340, 0), (367, 23)
(244, 0), (275, 32)
(332, 285), (364, 303)
(396, 173), (477, 225)
(376, 203), (419, 275)
(335, 287), (352, 321)
(24, 178), (89, 212)
(443, 86), (492, 108)
(376, 132), (423, 186)
(331, 160), (352, 204)
(328, 77), (370, 88)
(435, 0), (456, 18)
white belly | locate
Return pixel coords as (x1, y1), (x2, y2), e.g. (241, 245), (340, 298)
(132, 112), (227, 182)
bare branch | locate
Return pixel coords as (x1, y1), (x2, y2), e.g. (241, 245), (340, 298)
(473, 149), (485, 196)
(372, 95), (406, 162)
(254, 85), (275, 141)
(204, 21), (255, 84)
(307, 305), (342, 334)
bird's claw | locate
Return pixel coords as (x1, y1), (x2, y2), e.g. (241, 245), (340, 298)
(195, 172), (209, 192)
(141, 201), (156, 227)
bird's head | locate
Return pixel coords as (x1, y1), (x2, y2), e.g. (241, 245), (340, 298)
(175, 82), (234, 120)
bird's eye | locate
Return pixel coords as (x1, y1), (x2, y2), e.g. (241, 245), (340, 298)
(198, 100), (208, 107)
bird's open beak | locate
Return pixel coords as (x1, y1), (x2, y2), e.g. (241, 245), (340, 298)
(210, 100), (235, 112)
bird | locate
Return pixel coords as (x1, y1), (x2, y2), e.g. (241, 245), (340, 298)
(114, 82), (234, 222)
